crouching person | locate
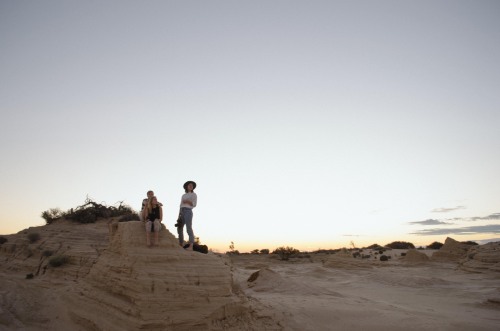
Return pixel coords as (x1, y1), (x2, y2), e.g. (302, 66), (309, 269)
(143, 196), (163, 246)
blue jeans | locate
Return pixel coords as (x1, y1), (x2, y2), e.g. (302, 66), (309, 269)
(178, 207), (194, 245)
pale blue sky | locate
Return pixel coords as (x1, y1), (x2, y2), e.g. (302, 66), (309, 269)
(1, 1), (499, 252)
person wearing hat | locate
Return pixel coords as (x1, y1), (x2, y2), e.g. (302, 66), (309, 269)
(177, 181), (197, 250)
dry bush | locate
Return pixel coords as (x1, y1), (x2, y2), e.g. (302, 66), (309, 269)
(385, 241), (415, 249)
(272, 246), (300, 261)
(41, 208), (65, 224)
(427, 241), (443, 249)
(42, 250), (54, 257)
(49, 255), (70, 267)
(42, 197), (139, 224)
(27, 232), (40, 243)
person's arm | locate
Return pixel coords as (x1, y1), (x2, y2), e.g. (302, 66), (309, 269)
(159, 206), (163, 222)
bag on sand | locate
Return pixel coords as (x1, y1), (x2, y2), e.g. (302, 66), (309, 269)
(183, 243), (209, 254)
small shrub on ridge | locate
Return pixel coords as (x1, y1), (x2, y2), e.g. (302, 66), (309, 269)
(27, 232), (40, 243)
(49, 255), (70, 267)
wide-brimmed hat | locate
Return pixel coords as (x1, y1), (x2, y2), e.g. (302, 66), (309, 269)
(183, 181), (197, 190)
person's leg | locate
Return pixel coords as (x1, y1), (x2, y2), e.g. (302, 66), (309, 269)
(184, 209), (195, 244)
(177, 220), (184, 246)
(153, 220), (160, 245)
(145, 221), (152, 246)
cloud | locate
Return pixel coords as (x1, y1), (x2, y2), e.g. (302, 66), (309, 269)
(411, 212), (500, 225)
(431, 206), (466, 213)
(409, 219), (452, 225)
(456, 213), (500, 222)
(411, 224), (500, 236)
(479, 213), (500, 220)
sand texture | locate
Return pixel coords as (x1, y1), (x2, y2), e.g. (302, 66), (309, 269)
(1, 220), (499, 330)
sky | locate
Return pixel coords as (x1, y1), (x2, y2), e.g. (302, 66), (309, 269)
(1, 0), (499, 253)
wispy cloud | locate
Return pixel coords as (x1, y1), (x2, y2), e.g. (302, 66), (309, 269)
(411, 212), (500, 226)
(431, 206), (466, 213)
(449, 213), (500, 222)
(409, 219), (452, 225)
(411, 224), (500, 236)
(472, 213), (500, 221)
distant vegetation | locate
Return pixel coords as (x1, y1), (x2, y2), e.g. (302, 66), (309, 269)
(365, 244), (385, 250)
(384, 241), (415, 249)
(222, 240), (482, 255)
(226, 241), (240, 255)
(461, 241), (478, 246)
(427, 241), (444, 249)
(41, 197), (139, 224)
(272, 246), (300, 261)
(249, 248), (270, 254)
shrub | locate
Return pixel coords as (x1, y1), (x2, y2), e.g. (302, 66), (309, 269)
(250, 249), (260, 254)
(427, 241), (443, 249)
(366, 243), (383, 250)
(272, 246), (300, 261)
(384, 241), (415, 249)
(0, 237), (7, 245)
(26, 273), (34, 279)
(66, 198), (138, 223)
(42, 197), (139, 225)
(42, 250), (54, 257)
(49, 255), (70, 267)
(27, 232), (40, 243)
(260, 249), (270, 254)
(41, 208), (65, 224)
(226, 241), (240, 255)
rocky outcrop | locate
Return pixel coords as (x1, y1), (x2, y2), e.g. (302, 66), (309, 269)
(459, 241), (500, 273)
(402, 249), (429, 264)
(431, 237), (473, 262)
(0, 219), (282, 330)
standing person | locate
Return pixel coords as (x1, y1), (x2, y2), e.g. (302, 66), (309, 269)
(143, 196), (163, 246)
(177, 181), (197, 250)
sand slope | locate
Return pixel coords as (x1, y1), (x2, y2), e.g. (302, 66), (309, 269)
(1, 222), (499, 330)
(230, 243), (500, 331)
(0, 219), (282, 330)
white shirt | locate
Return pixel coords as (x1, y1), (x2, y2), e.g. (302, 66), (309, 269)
(180, 192), (197, 209)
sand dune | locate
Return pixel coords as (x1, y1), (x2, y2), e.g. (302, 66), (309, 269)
(1, 220), (499, 330)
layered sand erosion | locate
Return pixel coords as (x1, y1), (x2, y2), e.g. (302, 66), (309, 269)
(0, 220), (282, 330)
(1, 220), (499, 330)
